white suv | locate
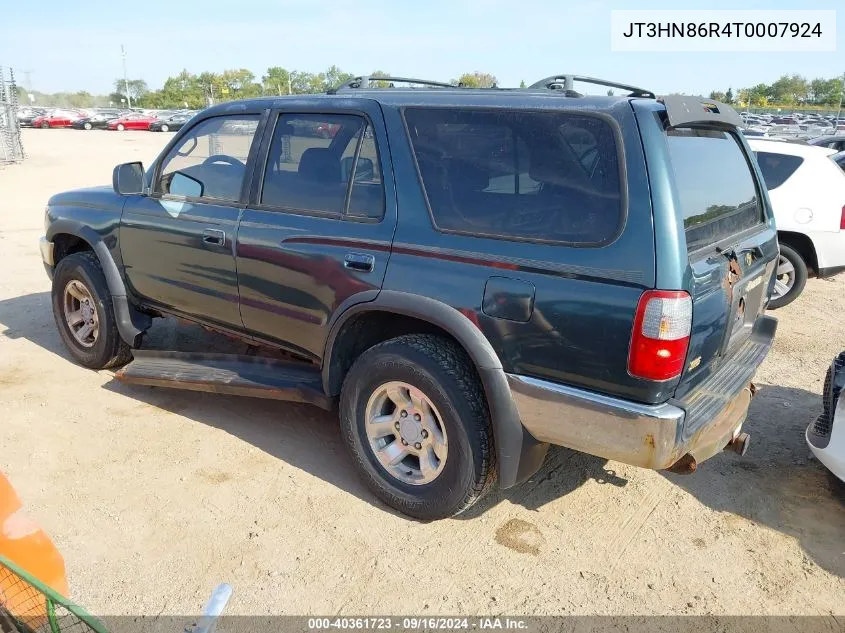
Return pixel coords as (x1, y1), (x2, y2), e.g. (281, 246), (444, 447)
(749, 139), (845, 308)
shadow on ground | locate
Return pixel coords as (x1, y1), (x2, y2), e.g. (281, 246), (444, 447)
(1, 292), (843, 574)
(663, 382), (845, 578)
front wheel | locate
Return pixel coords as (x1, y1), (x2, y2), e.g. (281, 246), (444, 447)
(160, 124), (169, 133)
(769, 243), (808, 309)
(339, 334), (496, 520)
(51, 252), (132, 369)
(40, 121), (50, 129)
(83, 122), (92, 130)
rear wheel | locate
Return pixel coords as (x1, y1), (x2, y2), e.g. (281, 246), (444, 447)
(51, 252), (132, 369)
(339, 334), (495, 520)
(40, 121), (49, 129)
(83, 121), (92, 130)
(116, 123), (125, 131)
(769, 243), (808, 309)
(160, 124), (169, 133)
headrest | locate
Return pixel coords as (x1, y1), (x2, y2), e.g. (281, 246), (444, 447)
(299, 148), (339, 183)
(447, 158), (489, 191)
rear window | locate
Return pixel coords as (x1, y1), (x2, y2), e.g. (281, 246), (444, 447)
(666, 128), (763, 253)
(404, 108), (623, 244)
(754, 151), (804, 189)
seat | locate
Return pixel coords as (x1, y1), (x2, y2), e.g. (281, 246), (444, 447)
(299, 148), (340, 184)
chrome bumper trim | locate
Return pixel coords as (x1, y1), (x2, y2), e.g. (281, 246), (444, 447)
(39, 237), (55, 268)
(507, 373), (753, 470)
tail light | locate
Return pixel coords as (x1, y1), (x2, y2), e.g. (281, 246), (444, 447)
(840, 205), (845, 230)
(628, 290), (692, 381)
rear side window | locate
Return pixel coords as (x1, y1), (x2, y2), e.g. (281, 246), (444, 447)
(754, 151), (804, 189)
(261, 114), (385, 219)
(404, 108), (623, 244)
(666, 128), (763, 253)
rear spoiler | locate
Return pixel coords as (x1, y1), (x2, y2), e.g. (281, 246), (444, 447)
(659, 95), (743, 129)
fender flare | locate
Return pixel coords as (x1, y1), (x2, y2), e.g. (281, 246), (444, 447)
(322, 290), (547, 488)
(47, 220), (150, 346)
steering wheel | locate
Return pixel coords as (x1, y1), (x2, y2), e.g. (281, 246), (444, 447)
(202, 155), (244, 168)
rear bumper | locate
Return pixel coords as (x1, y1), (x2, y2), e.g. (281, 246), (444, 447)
(507, 315), (777, 470)
(806, 422), (845, 483)
(806, 353), (845, 482)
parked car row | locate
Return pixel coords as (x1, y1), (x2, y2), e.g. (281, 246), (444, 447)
(740, 111), (845, 140)
(19, 107), (197, 132)
(748, 137), (845, 308)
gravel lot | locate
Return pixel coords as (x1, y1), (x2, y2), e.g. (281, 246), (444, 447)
(1, 129), (843, 617)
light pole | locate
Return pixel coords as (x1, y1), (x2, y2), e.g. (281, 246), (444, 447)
(121, 45), (131, 108)
(836, 71), (844, 125)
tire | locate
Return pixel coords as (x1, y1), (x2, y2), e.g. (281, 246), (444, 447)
(339, 334), (496, 520)
(160, 124), (169, 133)
(83, 122), (92, 130)
(116, 123), (125, 131)
(51, 252), (132, 369)
(40, 121), (50, 129)
(769, 243), (808, 309)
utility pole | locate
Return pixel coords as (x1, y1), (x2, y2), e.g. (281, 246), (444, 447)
(121, 45), (131, 108)
(288, 75), (292, 95)
(836, 71), (844, 126)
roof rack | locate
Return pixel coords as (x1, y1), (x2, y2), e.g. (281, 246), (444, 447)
(528, 74), (655, 99)
(328, 76), (457, 94)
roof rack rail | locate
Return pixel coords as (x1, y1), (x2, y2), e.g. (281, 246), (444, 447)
(528, 74), (655, 99)
(328, 76), (457, 94)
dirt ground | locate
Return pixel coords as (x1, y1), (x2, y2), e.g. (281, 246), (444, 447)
(1, 129), (843, 617)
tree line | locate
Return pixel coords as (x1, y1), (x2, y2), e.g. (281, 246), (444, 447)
(16, 67), (500, 109)
(15, 67), (843, 110)
(709, 74), (843, 108)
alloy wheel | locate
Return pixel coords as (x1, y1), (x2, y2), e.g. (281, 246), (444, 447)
(364, 381), (448, 485)
(62, 280), (99, 347)
(772, 254), (795, 299)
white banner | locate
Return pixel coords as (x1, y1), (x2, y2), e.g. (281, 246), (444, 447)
(611, 10), (836, 52)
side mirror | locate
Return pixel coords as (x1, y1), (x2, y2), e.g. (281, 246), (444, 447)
(169, 172), (204, 198)
(340, 156), (375, 182)
(113, 162), (144, 194)
(354, 157), (375, 181)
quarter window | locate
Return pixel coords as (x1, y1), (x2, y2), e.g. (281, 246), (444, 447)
(403, 108), (623, 244)
(261, 114), (385, 219)
(156, 115), (260, 202)
(754, 151), (804, 190)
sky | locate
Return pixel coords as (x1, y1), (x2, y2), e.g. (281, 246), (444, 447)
(1, 0), (842, 96)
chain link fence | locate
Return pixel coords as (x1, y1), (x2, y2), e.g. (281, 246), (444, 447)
(0, 66), (25, 165)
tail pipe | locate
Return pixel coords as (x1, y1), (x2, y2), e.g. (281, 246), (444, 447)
(724, 382), (755, 456)
(725, 432), (751, 456)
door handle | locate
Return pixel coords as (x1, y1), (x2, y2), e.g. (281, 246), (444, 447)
(344, 253), (375, 273)
(202, 229), (226, 246)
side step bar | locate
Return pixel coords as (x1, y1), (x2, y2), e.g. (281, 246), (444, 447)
(114, 350), (332, 410)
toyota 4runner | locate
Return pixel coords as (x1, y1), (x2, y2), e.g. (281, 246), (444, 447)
(39, 75), (779, 519)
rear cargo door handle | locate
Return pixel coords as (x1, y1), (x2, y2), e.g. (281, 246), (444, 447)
(202, 229), (226, 246)
(344, 253), (375, 272)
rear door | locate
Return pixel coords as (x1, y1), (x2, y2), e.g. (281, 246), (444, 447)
(236, 100), (396, 362)
(396, 102), (661, 401)
(661, 126), (778, 398)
